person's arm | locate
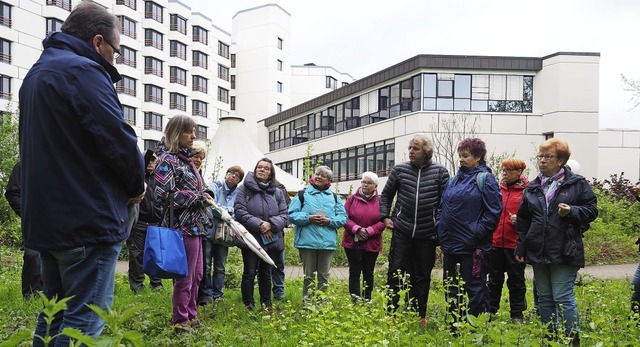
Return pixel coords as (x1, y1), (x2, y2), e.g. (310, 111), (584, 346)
(154, 155), (208, 210)
(379, 167), (399, 227)
(344, 195), (361, 235)
(233, 186), (263, 234)
(4, 162), (21, 217)
(268, 189), (290, 232)
(328, 196), (348, 229)
(515, 191), (532, 260)
(562, 179), (599, 230)
(288, 191), (310, 226)
(476, 173), (503, 243)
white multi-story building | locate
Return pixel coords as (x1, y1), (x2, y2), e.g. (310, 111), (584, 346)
(1, 1), (637, 187)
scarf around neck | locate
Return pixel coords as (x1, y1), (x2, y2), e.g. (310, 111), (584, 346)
(538, 168), (565, 206)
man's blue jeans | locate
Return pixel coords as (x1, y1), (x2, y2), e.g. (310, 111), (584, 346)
(271, 249), (285, 299)
(200, 239), (229, 300)
(532, 264), (580, 336)
(33, 242), (121, 347)
(632, 262), (640, 313)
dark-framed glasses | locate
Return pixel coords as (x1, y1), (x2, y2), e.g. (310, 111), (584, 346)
(104, 39), (121, 59)
(536, 154), (557, 161)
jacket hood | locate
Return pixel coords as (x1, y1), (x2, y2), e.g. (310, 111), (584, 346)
(243, 171), (277, 193)
(43, 32), (122, 83)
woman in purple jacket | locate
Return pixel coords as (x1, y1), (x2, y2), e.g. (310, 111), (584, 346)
(342, 172), (386, 302)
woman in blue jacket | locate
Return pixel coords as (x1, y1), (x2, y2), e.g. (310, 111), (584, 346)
(437, 138), (502, 323)
(289, 166), (348, 300)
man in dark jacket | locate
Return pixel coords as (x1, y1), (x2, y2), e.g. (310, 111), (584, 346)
(379, 134), (450, 325)
(126, 150), (163, 293)
(18, 3), (145, 345)
(4, 161), (42, 299)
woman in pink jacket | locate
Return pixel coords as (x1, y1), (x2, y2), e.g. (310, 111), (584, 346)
(342, 171), (386, 302)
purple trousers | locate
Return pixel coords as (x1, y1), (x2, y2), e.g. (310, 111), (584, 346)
(172, 235), (203, 326)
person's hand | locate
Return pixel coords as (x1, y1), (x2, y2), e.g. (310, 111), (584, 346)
(203, 192), (215, 206)
(263, 230), (274, 241)
(259, 221), (270, 233)
(515, 255), (525, 264)
(558, 203), (571, 217)
(357, 228), (368, 240)
(509, 213), (517, 225)
(383, 218), (394, 229)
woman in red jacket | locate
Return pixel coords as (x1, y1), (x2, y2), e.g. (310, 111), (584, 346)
(342, 172), (386, 303)
(488, 158), (529, 324)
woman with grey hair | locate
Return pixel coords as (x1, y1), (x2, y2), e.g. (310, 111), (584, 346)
(342, 171), (385, 302)
(289, 166), (348, 301)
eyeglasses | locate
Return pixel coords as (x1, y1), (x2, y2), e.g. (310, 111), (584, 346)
(361, 181), (375, 186)
(537, 154), (557, 161)
(104, 39), (121, 59)
(226, 171), (241, 179)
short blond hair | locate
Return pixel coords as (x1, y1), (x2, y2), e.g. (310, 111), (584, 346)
(191, 141), (207, 158)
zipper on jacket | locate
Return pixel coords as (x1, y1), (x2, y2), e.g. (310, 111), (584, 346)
(412, 168), (421, 238)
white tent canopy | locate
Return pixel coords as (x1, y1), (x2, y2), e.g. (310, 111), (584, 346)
(201, 116), (305, 193)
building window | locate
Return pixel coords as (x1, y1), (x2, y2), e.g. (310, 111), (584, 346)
(218, 64), (229, 81)
(192, 25), (208, 45)
(192, 75), (208, 93)
(144, 1), (163, 23)
(119, 16), (136, 39)
(196, 125), (207, 140)
(277, 37), (283, 50)
(218, 41), (229, 59)
(144, 56), (163, 77)
(115, 75), (136, 97)
(218, 87), (229, 103)
(277, 103), (282, 113)
(192, 51), (208, 69)
(0, 38), (10, 64)
(144, 29), (163, 50)
(277, 59), (283, 71)
(277, 161), (292, 174)
(117, 46), (136, 68)
(116, 0), (136, 10)
(46, 0), (71, 11)
(46, 18), (63, 36)
(230, 75), (235, 89)
(0, 75), (10, 99)
(122, 105), (136, 126)
(169, 92), (186, 111)
(230, 53), (236, 68)
(277, 81), (283, 93)
(144, 139), (158, 151)
(192, 100), (208, 117)
(326, 76), (337, 89)
(0, 2), (11, 28)
(170, 14), (187, 34)
(170, 66), (186, 86)
(230, 96), (235, 111)
(144, 112), (162, 131)
(144, 84), (163, 104)
(423, 73), (533, 113)
(169, 40), (186, 60)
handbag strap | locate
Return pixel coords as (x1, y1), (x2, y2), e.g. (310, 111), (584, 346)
(159, 190), (176, 228)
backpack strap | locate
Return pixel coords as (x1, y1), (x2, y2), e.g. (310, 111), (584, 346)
(476, 172), (488, 192)
(297, 188), (337, 208)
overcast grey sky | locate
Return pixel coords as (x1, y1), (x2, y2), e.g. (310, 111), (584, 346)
(185, 0), (640, 129)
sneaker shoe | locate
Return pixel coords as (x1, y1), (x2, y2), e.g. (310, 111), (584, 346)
(419, 317), (427, 326)
(511, 317), (524, 324)
(198, 296), (213, 306)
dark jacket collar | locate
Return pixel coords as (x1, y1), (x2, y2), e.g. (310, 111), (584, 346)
(43, 32), (122, 83)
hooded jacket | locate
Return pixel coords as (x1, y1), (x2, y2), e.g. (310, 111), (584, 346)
(515, 167), (598, 267)
(234, 172), (289, 252)
(379, 160), (450, 240)
(19, 32), (144, 250)
(342, 188), (386, 252)
(437, 164), (502, 254)
(290, 183), (348, 250)
(492, 175), (529, 250)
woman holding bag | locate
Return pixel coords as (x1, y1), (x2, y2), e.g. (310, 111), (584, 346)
(234, 158), (289, 310)
(154, 115), (214, 333)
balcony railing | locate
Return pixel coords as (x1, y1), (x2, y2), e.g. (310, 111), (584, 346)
(170, 50), (186, 60)
(116, 57), (136, 68)
(0, 16), (11, 28)
(170, 24), (187, 35)
(145, 96), (163, 104)
(192, 109), (207, 118)
(0, 53), (11, 64)
(144, 123), (162, 131)
(46, 0), (72, 11)
(116, 0), (136, 10)
(170, 77), (186, 86)
(192, 60), (207, 69)
(192, 35), (208, 45)
(122, 28), (136, 39)
(144, 11), (163, 23)
(192, 85), (208, 94)
(144, 67), (163, 77)
(144, 39), (163, 50)
(169, 102), (186, 111)
(115, 86), (136, 97)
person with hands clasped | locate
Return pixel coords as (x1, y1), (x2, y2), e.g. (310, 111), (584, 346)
(342, 172), (386, 303)
(290, 166), (348, 301)
(515, 139), (597, 347)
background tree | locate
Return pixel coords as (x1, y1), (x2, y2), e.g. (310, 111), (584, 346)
(621, 74), (640, 109)
(430, 113), (478, 175)
(0, 103), (21, 246)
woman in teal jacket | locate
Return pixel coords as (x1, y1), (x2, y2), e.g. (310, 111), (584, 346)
(289, 166), (348, 300)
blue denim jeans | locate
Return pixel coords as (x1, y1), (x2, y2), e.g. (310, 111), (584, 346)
(33, 242), (121, 347)
(271, 249), (285, 299)
(631, 262), (640, 312)
(532, 264), (580, 335)
(200, 239), (229, 300)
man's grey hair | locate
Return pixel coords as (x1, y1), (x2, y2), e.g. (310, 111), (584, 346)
(410, 134), (434, 162)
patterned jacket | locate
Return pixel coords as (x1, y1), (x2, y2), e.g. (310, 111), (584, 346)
(154, 148), (211, 236)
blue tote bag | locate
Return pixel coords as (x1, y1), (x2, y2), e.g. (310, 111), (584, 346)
(143, 193), (188, 279)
